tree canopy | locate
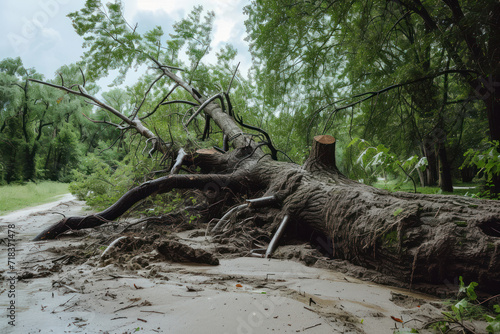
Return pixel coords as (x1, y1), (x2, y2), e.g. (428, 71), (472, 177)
(244, 0), (499, 191)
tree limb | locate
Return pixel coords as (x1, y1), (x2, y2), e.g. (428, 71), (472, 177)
(185, 93), (225, 127)
(33, 172), (247, 241)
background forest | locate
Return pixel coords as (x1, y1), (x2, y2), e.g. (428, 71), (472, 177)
(1, 0), (499, 208)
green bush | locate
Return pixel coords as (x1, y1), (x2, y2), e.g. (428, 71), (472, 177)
(462, 140), (500, 199)
(69, 150), (198, 217)
(400, 277), (500, 334)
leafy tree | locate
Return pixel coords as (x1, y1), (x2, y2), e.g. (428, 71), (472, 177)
(0, 58), (97, 183)
(244, 0), (499, 192)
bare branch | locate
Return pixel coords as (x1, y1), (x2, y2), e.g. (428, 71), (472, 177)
(185, 93), (224, 127)
(226, 62), (240, 95)
(234, 112), (279, 160)
(148, 57), (203, 103)
(265, 215), (290, 258)
(223, 92), (233, 116)
(161, 100), (199, 107)
(304, 69), (480, 135)
(30, 78), (166, 153)
(140, 83), (180, 120)
(202, 114), (211, 141)
(81, 112), (127, 129)
(29, 79), (128, 121)
(33, 172), (246, 240)
(79, 67), (86, 87)
(58, 73), (64, 87)
(131, 73), (165, 119)
(170, 148), (187, 175)
(159, 65), (185, 72)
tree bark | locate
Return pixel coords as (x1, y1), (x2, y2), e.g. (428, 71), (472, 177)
(437, 143), (453, 192)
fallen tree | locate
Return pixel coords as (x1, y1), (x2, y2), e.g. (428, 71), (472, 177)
(30, 3), (500, 295)
(32, 65), (500, 294)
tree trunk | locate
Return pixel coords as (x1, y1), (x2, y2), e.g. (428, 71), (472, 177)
(30, 59), (500, 295)
(437, 143), (453, 192)
(24, 144), (37, 181)
(417, 167), (426, 187)
(461, 165), (475, 183)
(33, 131), (500, 294)
(423, 144), (438, 187)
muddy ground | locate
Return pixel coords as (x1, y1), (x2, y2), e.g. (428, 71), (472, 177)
(0, 196), (492, 333)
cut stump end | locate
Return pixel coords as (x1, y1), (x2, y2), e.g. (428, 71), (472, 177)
(304, 135), (338, 172)
(313, 135), (336, 145)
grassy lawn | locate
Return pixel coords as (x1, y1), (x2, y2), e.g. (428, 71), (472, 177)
(0, 181), (69, 215)
(372, 179), (479, 196)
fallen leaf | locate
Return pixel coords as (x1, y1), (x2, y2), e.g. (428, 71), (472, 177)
(391, 316), (403, 323)
(236, 284), (243, 288)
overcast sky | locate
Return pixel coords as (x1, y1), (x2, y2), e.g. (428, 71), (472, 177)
(0, 0), (252, 82)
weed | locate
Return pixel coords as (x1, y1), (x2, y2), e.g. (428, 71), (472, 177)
(399, 277), (500, 333)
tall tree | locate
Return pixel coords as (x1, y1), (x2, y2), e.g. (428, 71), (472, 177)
(0, 59), (97, 182)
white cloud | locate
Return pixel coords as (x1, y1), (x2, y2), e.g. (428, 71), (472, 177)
(0, 0), (84, 77)
(127, 0), (251, 73)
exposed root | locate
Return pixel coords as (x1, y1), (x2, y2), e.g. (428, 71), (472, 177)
(265, 215), (290, 258)
(101, 236), (128, 258)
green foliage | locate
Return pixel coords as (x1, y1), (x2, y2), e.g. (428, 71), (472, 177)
(170, 6), (214, 70)
(459, 277), (478, 301)
(392, 208), (403, 216)
(486, 305), (500, 333)
(0, 58), (93, 184)
(244, 0), (494, 189)
(68, 0), (147, 84)
(69, 154), (120, 210)
(348, 138), (427, 189)
(395, 277), (500, 333)
(380, 230), (398, 251)
(67, 2), (219, 89)
(462, 141), (500, 199)
(423, 277), (500, 334)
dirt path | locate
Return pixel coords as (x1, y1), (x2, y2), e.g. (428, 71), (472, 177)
(0, 197), (489, 333)
(0, 193), (76, 222)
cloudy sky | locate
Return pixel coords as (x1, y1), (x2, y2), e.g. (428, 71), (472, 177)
(0, 0), (252, 81)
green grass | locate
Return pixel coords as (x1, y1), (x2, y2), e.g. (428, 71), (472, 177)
(0, 181), (69, 215)
(372, 179), (479, 196)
